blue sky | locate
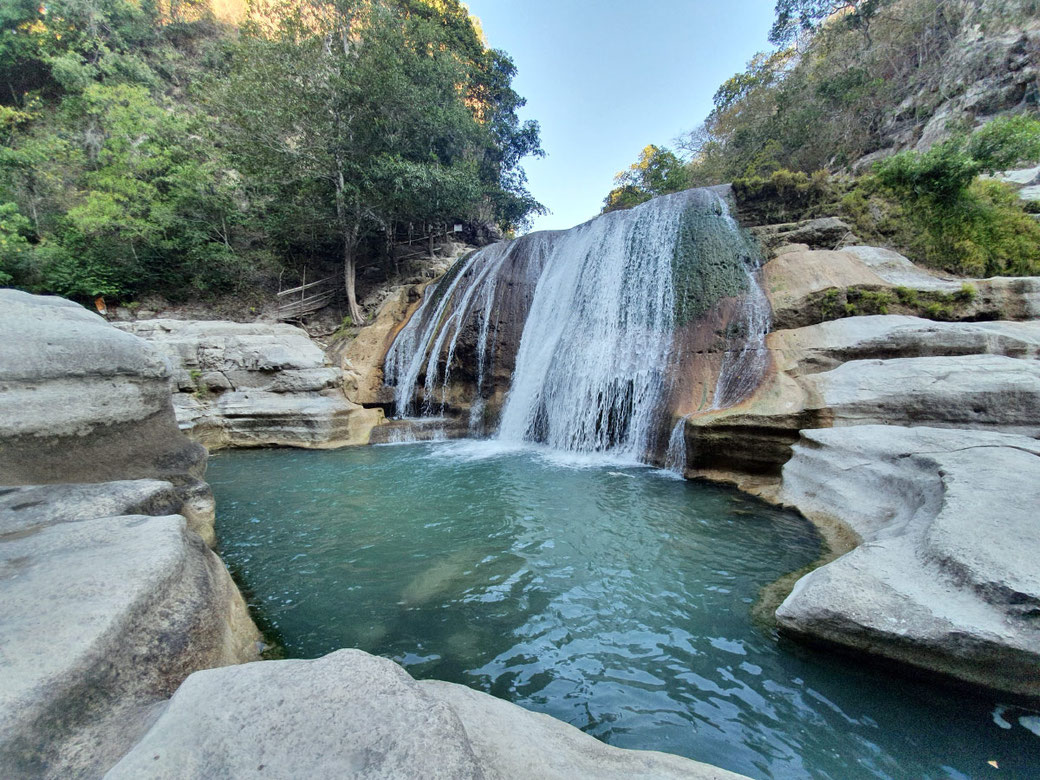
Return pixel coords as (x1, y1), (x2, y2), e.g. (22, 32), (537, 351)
(463, 0), (778, 232)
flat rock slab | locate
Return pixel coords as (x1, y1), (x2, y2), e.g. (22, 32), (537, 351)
(776, 425), (1040, 696)
(684, 319), (1040, 477)
(771, 315), (1040, 375)
(803, 353), (1040, 437)
(108, 650), (745, 780)
(119, 319), (383, 450)
(0, 484), (259, 778)
(0, 480), (180, 536)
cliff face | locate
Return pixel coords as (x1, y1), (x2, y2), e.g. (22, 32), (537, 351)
(870, 13), (1040, 162)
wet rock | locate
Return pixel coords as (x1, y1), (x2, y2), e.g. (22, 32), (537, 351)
(107, 650), (744, 780)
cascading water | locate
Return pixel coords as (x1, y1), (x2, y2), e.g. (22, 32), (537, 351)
(384, 186), (768, 463)
(662, 198), (771, 474)
(710, 207), (771, 410)
(494, 191), (689, 458)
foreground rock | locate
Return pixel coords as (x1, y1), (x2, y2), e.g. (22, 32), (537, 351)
(108, 649), (744, 780)
(0, 291), (215, 541)
(0, 481), (260, 779)
(119, 319), (383, 450)
(774, 426), (1040, 697)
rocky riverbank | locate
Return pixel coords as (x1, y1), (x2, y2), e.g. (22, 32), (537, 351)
(675, 242), (1040, 697)
(118, 319), (384, 450)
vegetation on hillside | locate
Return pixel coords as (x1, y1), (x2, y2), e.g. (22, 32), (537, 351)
(603, 0), (1040, 276)
(0, 0), (543, 319)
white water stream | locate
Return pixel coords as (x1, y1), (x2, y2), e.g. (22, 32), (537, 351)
(385, 187), (769, 466)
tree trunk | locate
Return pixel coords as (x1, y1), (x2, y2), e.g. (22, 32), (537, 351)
(343, 235), (365, 326)
(335, 168), (365, 326)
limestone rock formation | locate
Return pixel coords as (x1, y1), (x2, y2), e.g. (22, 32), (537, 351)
(333, 281), (430, 408)
(764, 245), (1040, 329)
(0, 481), (260, 779)
(774, 425), (1040, 697)
(0, 290), (215, 541)
(118, 319), (384, 450)
(107, 649), (745, 780)
(751, 216), (856, 251)
(673, 239), (1040, 695)
(683, 316), (1040, 482)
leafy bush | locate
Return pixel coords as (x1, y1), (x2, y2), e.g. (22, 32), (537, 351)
(872, 119), (1040, 276)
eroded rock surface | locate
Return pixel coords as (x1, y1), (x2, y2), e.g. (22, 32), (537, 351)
(764, 245), (1040, 329)
(334, 281), (430, 408)
(118, 319), (383, 450)
(683, 316), (1040, 480)
(0, 290), (214, 541)
(107, 649), (744, 780)
(774, 426), (1040, 697)
(0, 482), (260, 779)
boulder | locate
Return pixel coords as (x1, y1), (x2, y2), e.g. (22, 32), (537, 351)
(118, 319), (384, 450)
(0, 482), (260, 779)
(0, 290), (214, 542)
(107, 649), (744, 780)
(774, 425), (1040, 697)
(751, 216), (856, 251)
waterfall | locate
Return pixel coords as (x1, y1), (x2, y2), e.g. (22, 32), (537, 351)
(710, 206), (771, 410)
(495, 191), (694, 458)
(664, 416), (689, 475)
(384, 186), (768, 463)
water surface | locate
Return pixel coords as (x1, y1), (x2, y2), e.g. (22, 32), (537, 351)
(210, 442), (1039, 779)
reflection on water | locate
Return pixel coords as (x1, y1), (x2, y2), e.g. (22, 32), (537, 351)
(209, 442), (1039, 779)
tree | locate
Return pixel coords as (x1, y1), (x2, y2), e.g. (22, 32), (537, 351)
(217, 0), (498, 324)
(768, 0), (887, 46)
(602, 145), (690, 213)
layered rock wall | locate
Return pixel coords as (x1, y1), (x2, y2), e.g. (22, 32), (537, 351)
(118, 319), (384, 450)
(0, 292), (262, 777)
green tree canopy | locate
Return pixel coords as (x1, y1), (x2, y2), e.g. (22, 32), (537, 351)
(602, 145), (690, 213)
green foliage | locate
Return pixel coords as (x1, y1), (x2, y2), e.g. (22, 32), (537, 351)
(955, 283), (977, 303)
(731, 168), (834, 223)
(0, 201), (32, 284)
(769, 0), (889, 46)
(923, 301), (952, 320)
(812, 283), (976, 323)
(661, 0), (1040, 195)
(0, 0), (543, 306)
(894, 286), (918, 306)
(966, 115), (1040, 172)
(874, 121), (1040, 276)
(602, 145), (691, 213)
